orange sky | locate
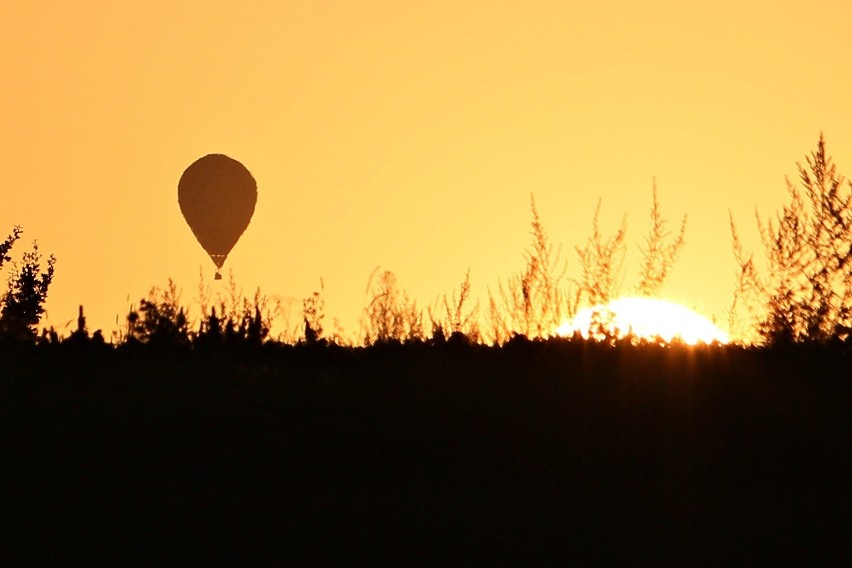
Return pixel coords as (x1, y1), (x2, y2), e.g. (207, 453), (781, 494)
(2, 0), (852, 339)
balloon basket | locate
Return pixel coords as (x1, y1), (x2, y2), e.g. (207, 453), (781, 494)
(214, 271), (223, 281)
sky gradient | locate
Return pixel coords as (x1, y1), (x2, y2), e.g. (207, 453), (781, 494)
(3, 0), (852, 338)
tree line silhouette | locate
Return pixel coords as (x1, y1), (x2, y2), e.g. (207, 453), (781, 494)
(3, 134), (851, 348)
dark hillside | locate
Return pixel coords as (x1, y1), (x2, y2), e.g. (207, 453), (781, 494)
(2, 341), (851, 564)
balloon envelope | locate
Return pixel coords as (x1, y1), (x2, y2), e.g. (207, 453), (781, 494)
(178, 154), (257, 270)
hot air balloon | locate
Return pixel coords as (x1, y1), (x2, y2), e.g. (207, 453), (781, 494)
(178, 154), (257, 280)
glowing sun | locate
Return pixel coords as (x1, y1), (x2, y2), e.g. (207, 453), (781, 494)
(556, 297), (729, 345)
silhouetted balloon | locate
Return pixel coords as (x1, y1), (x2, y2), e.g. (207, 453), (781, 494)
(178, 154), (257, 280)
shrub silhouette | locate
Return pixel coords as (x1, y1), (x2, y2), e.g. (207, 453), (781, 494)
(124, 280), (191, 347)
(195, 305), (267, 348)
(0, 227), (56, 341)
(197, 270), (281, 344)
(731, 134), (852, 344)
(574, 199), (627, 308)
(428, 268), (480, 343)
(302, 279), (325, 345)
(489, 195), (568, 342)
(635, 179), (687, 297)
(361, 269), (424, 344)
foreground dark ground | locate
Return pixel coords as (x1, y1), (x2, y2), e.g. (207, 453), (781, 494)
(2, 339), (851, 565)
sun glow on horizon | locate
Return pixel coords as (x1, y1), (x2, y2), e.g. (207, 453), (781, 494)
(556, 297), (729, 345)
